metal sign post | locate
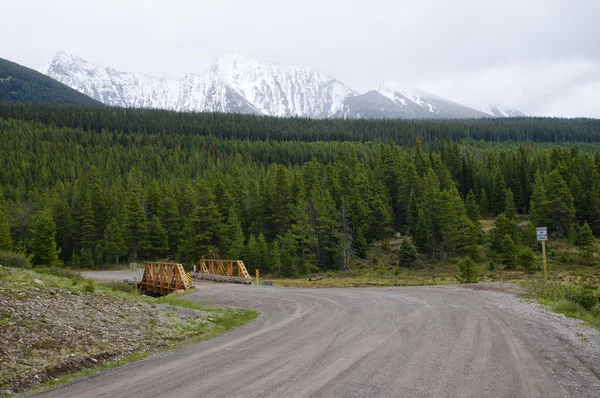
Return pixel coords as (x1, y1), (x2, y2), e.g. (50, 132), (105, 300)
(536, 227), (548, 279)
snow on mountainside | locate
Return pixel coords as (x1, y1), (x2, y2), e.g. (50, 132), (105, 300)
(40, 51), (202, 111)
(40, 51), (524, 119)
(41, 52), (356, 117)
(203, 55), (356, 118)
(336, 80), (491, 119)
(479, 105), (526, 117)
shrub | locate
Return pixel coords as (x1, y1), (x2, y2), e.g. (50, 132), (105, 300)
(398, 239), (419, 267)
(458, 256), (479, 283)
(82, 279), (95, 293)
(0, 251), (31, 268)
(517, 247), (538, 274)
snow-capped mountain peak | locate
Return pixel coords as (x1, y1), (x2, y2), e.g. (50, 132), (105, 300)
(40, 51), (524, 119)
(203, 54), (357, 117)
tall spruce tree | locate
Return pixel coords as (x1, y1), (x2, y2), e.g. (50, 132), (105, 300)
(102, 217), (126, 265)
(123, 192), (147, 261)
(529, 171), (550, 228)
(465, 189), (480, 223)
(545, 169), (575, 238)
(504, 189), (517, 220)
(479, 188), (491, 218)
(144, 215), (169, 259)
(28, 208), (61, 266)
(578, 222), (595, 263)
(0, 190), (12, 251)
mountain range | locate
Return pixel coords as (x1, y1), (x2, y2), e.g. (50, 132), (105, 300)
(40, 51), (525, 119)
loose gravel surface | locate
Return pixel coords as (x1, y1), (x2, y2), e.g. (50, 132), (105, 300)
(34, 281), (600, 398)
(0, 268), (213, 395)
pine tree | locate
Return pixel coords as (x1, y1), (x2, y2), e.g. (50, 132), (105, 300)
(407, 189), (420, 237)
(498, 234), (518, 270)
(28, 208), (61, 266)
(122, 192), (147, 261)
(256, 232), (270, 273)
(479, 188), (491, 218)
(179, 191), (224, 263)
(490, 213), (519, 256)
(224, 209), (245, 259)
(504, 189), (517, 220)
(491, 170), (507, 216)
(517, 247), (537, 274)
(414, 209), (431, 253)
(458, 256), (478, 283)
(102, 217), (126, 265)
(398, 239), (418, 267)
(465, 189), (480, 223)
(144, 215), (169, 259)
(0, 190), (12, 251)
(338, 199), (353, 272)
(271, 240), (283, 276)
(578, 222), (595, 264)
(79, 193), (97, 250)
(568, 222), (579, 246)
(529, 171), (550, 228)
(546, 169), (575, 238)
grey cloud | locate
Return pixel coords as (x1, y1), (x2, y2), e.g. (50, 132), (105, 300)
(1, 0), (599, 117)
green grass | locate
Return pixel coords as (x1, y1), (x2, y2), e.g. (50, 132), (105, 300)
(520, 279), (600, 330)
(35, 306), (257, 393)
(0, 267), (258, 396)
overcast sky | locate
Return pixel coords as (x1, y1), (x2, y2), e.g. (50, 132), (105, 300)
(2, 0), (599, 117)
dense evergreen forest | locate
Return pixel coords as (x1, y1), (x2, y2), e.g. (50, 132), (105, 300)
(0, 104), (599, 274)
(2, 102), (600, 144)
(0, 59), (101, 106)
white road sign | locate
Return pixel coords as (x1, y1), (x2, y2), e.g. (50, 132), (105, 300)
(536, 227), (547, 241)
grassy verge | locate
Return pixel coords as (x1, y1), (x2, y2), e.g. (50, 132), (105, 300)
(0, 267), (257, 396)
(519, 278), (600, 330)
(37, 305), (257, 393)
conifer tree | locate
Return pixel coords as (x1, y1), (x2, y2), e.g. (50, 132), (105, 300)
(414, 209), (431, 253)
(28, 208), (61, 266)
(491, 170), (507, 216)
(80, 193), (97, 250)
(103, 217), (126, 264)
(123, 192), (148, 261)
(490, 213), (519, 255)
(407, 189), (420, 237)
(498, 234), (517, 269)
(480, 188), (491, 218)
(144, 215), (169, 259)
(545, 169), (575, 238)
(568, 223), (579, 246)
(398, 239), (418, 267)
(224, 209), (245, 259)
(271, 240), (283, 276)
(529, 171), (550, 228)
(179, 189), (223, 263)
(465, 189), (480, 223)
(0, 190), (12, 251)
(578, 222), (595, 263)
(504, 189), (517, 220)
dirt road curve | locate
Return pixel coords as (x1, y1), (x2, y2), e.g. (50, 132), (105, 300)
(35, 280), (600, 398)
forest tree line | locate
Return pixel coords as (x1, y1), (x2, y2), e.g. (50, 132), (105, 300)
(0, 111), (599, 274)
(2, 102), (600, 144)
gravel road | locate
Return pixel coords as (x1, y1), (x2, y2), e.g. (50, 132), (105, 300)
(35, 281), (600, 398)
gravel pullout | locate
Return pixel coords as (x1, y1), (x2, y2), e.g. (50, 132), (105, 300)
(33, 281), (600, 398)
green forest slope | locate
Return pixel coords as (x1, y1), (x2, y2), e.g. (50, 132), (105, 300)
(0, 58), (101, 106)
(0, 105), (598, 277)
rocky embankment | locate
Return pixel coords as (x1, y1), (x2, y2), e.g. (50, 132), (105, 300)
(0, 266), (215, 395)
